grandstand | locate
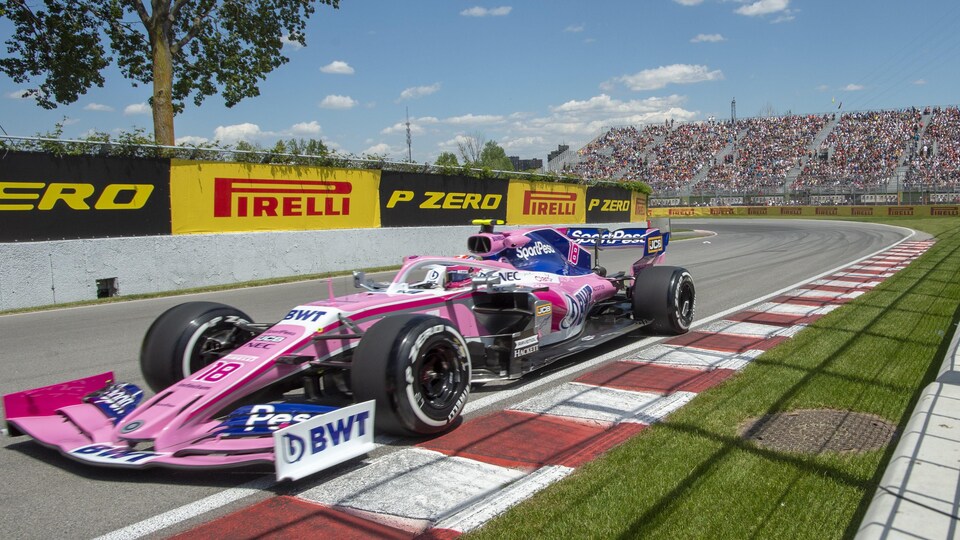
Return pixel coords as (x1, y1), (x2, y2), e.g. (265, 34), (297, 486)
(555, 106), (960, 205)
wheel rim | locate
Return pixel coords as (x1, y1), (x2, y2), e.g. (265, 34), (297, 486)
(183, 319), (249, 377)
(677, 281), (695, 326)
(417, 341), (463, 412)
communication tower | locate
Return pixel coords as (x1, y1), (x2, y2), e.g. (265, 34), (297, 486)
(405, 107), (412, 162)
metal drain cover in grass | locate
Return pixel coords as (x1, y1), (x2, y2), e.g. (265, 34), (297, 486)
(739, 409), (896, 454)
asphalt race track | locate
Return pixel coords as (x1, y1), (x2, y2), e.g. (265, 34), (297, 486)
(0, 219), (920, 539)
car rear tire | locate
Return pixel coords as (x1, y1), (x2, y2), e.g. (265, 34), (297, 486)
(140, 302), (253, 392)
(351, 314), (471, 436)
(632, 266), (695, 335)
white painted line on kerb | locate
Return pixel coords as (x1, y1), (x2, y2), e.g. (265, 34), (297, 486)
(97, 226), (919, 540)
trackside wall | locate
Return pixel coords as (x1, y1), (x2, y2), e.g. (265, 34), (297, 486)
(0, 223), (640, 311)
(0, 226), (472, 310)
(1, 151), (648, 311)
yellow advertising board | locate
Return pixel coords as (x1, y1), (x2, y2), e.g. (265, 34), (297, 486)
(646, 205), (960, 218)
(506, 180), (586, 225)
(632, 192), (649, 223)
(170, 161), (380, 234)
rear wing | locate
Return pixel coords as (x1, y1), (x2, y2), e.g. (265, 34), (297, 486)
(565, 227), (669, 258)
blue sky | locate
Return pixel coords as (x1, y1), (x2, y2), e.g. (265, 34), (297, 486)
(1, 0), (959, 164)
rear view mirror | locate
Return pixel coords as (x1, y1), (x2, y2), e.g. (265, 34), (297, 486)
(353, 271), (377, 291)
(470, 273), (502, 290)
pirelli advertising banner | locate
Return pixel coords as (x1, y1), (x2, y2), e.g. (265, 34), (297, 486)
(169, 160), (380, 234)
(506, 180), (586, 225)
(632, 192), (649, 223)
(0, 151), (170, 242)
(647, 205), (960, 218)
(584, 185), (632, 223)
(379, 172), (508, 226)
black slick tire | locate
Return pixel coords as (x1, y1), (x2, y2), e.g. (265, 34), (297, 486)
(632, 266), (695, 335)
(351, 314), (471, 436)
(140, 302), (252, 392)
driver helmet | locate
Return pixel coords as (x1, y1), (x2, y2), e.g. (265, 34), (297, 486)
(445, 265), (475, 288)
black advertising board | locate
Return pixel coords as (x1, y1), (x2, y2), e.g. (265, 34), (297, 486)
(0, 151), (171, 241)
(585, 185), (632, 223)
(379, 172), (509, 226)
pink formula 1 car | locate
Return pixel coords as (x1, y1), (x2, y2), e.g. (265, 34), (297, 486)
(3, 221), (694, 480)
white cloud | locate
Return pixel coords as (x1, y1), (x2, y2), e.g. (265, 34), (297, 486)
(444, 113), (505, 125)
(6, 89), (30, 99)
(673, 0), (704, 5)
(815, 84), (830, 92)
(124, 103), (150, 115)
(771, 14), (795, 23)
(398, 83), (441, 101)
(608, 64), (723, 91)
(84, 103), (114, 112)
(551, 94), (687, 115)
(438, 134), (476, 149)
(361, 143), (393, 156)
(735, 0), (789, 17)
(319, 95), (358, 109)
(913, 79), (927, 85)
(842, 83), (864, 91)
(565, 24), (584, 33)
(691, 33), (725, 43)
(320, 60), (355, 75)
(381, 121), (425, 135)
(423, 90), (701, 161)
(281, 35), (304, 50)
(290, 121), (322, 137)
(500, 136), (547, 152)
(513, 94), (694, 147)
(461, 6), (512, 17)
(176, 135), (211, 146)
(214, 123), (263, 143)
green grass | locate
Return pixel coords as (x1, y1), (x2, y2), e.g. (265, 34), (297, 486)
(467, 217), (960, 540)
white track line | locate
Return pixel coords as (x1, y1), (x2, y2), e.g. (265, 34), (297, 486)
(92, 477), (276, 540)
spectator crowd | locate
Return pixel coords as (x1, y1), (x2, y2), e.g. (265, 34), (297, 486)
(696, 114), (827, 194)
(561, 106), (960, 196)
(795, 109), (922, 190)
(906, 106), (960, 188)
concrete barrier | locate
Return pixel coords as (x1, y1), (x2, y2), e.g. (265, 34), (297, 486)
(856, 314), (960, 538)
(0, 222), (638, 311)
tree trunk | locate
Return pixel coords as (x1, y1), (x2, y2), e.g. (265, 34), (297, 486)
(150, 22), (175, 146)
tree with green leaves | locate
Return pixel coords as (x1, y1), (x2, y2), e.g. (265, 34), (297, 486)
(0, 0), (340, 146)
(479, 140), (514, 171)
(456, 133), (513, 171)
(434, 151), (459, 167)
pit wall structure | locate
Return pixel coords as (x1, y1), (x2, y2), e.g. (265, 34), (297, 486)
(0, 152), (648, 311)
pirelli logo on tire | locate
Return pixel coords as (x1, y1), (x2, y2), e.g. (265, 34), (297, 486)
(170, 161), (380, 234)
